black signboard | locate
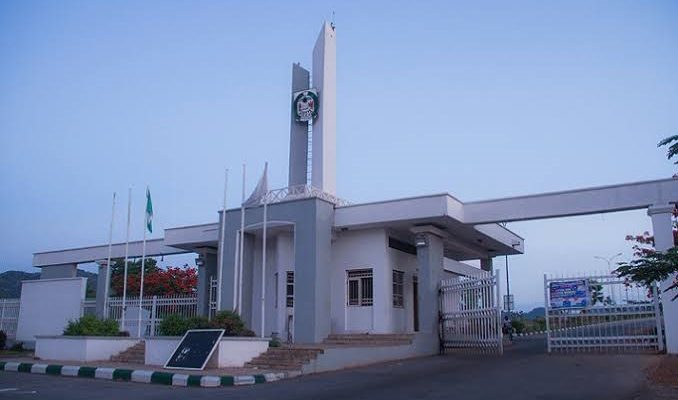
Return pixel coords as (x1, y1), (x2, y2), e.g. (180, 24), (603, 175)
(164, 329), (225, 370)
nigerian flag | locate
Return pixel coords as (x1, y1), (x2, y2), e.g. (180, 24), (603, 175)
(145, 187), (153, 233)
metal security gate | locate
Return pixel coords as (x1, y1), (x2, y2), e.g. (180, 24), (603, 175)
(439, 270), (503, 354)
(544, 273), (664, 353)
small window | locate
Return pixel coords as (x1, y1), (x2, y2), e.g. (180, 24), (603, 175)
(393, 270), (404, 308)
(286, 271), (294, 307)
(347, 269), (373, 306)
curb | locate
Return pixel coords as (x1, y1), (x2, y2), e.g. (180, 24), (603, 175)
(0, 361), (287, 388)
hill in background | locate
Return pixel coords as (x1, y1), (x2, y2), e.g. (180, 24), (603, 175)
(0, 270), (97, 298)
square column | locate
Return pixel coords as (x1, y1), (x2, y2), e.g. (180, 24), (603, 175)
(414, 228), (445, 335)
(480, 258), (493, 272)
(648, 204), (678, 354)
(95, 260), (110, 318)
(293, 200), (333, 343)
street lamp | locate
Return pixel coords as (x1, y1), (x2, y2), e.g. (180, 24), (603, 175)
(593, 252), (623, 270)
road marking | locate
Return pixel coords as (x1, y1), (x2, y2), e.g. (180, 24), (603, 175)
(0, 388), (17, 392)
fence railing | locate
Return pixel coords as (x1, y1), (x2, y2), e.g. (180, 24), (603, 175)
(544, 273), (663, 353)
(106, 295), (198, 337)
(439, 270), (503, 354)
(0, 299), (21, 339)
(82, 299), (97, 316)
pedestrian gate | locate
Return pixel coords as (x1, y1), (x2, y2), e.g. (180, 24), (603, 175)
(439, 270), (503, 354)
(544, 273), (664, 353)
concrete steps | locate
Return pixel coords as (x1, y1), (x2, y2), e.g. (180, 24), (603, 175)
(110, 341), (145, 364)
(323, 333), (414, 346)
(245, 347), (324, 371)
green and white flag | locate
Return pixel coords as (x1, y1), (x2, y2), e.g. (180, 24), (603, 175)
(145, 187), (153, 233)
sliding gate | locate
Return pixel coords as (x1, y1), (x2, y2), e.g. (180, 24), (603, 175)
(439, 270), (503, 355)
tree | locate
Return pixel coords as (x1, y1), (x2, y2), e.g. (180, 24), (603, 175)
(589, 280), (614, 306)
(615, 248), (678, 301)
(614, 135), (678, 300)
(109, 258), (197, 297)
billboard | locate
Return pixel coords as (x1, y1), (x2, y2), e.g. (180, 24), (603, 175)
(549, 280), (589, 309)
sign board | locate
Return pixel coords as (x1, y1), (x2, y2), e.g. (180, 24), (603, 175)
(292, 88), (319, 122)
(164, 329), (225, 370)
(503, 294), (514, 311)
(549, 280), (589, 309)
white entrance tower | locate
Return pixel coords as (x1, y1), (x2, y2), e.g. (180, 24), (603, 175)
(288, 22), (337, 195)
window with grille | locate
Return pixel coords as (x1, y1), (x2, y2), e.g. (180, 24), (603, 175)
(392, 270), (404, 308)
(347, 269), (373, 306)
(286, 271), (294, 307)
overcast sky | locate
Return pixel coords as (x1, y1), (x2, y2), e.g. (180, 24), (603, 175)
(1, 1), (677, 310)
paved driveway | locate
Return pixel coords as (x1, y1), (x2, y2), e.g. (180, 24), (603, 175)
(0, 337), (662, 400)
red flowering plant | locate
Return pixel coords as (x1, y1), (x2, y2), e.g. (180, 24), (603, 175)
(613, 136), (678, 299)
(109, 258), (197, 297)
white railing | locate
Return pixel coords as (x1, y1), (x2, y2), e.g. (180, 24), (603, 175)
(82, 299), (97, 316)
(439, 270), (503, 355)
(0, 299), (21, 339)
(106, 295), (198, 337)
(258, 184), (351, 207)
(544, 273), (663, 353)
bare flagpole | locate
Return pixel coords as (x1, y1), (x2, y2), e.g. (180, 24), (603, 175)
(238, 164), (246, 314)
(260, 162), (269, 338)
(121, 187), (132, 332)
(137, 186), (150, 337)
(217, 169), (228, 313)
(103, 192), (116, 319)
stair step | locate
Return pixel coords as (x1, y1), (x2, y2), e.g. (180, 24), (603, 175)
(109, 341), (145, 364)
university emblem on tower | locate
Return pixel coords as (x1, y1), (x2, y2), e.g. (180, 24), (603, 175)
(292, 89), (319, 122)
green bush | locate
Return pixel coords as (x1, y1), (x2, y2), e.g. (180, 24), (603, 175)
(63, 315), (120, 336)
(157, 314), (191, 336)
(0, 330), (6, 350)
(510, 319), (526, 334)
(9, 342), (23, 352)
(158, 311), (255, 337)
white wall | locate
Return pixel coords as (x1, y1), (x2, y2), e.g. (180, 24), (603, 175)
(35, 336), (139, 362)
(16, 278), (87, 343)
(331, 229), (389, 333)
(388, 248), (419, 333)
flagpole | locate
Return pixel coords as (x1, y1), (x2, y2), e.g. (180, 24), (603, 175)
(260, 162), (268, 338)
(217, 169), (228, 313)
(137, 186), (149, 338)
(121, 187), (132, 332)
(238, 164), (246, 314)
(232, 232), (240, 312)
(103, 192), (116, 319)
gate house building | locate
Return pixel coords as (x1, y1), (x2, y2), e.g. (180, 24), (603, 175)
(31, 23), (678, 353)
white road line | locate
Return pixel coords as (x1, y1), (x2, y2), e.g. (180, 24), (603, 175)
(0, 388), (18, 392)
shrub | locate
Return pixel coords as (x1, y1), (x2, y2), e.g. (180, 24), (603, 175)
(510, 319), (526, 334)
(269, 337), (281, 347)
(157, 314), (191, 336)
(63, 315), (120, 336)
(10, 342), (24, 351)
(158, 312), (255, 337)
(208, 311), (248, 336)
(0, 330), (6, 350)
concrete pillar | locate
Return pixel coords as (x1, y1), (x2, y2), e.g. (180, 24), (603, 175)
(414, 231), (445, 335)
(480, 258), (493, 272)
(293, 200), (333, 343)
(95, 260), (110, 318)
(648, 203), (678, 354)
(40, 264), (77, 279)
(196, 249), (217, 317)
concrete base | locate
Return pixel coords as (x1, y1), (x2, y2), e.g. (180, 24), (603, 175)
(35, 336), (141, 362)
(301, 333), (438, 374)
(145, 336), (270, 367)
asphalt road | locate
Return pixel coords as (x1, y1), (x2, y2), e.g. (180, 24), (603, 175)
(0, 338), (659, 400)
